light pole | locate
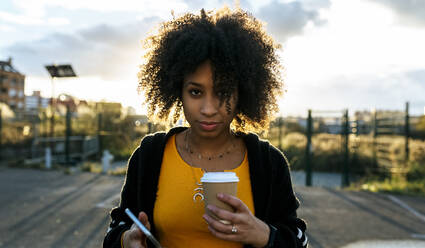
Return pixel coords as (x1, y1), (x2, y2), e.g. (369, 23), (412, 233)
(45, 64), (77, 157)
(59, 94), (74, 165)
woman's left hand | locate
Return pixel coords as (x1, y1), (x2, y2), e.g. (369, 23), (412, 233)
(203, 193), (270, 248)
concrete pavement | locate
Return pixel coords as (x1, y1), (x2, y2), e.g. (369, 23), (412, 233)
(0, 167), (424, 248)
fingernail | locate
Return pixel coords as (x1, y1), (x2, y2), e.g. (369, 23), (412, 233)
(207, 205), (213, 211)
(217, 193), (223, 198)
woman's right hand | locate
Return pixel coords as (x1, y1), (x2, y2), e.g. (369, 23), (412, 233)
(122, 211), (151, 248)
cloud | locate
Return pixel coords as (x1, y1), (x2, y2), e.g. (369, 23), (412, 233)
(3, 0), (331, 81)
(257, 0), (330, 42)
(0, 10), (44, 25)
(0, 24), (15, 32)
(0, 10), (70, 27)
(4, 16), (161, 80)
(182, 0), (253, 12)
(290, 69), (425, 114)
(11, 0), (187, 18)
(47, 17), (70, 26)
(370, 0), (425, 26)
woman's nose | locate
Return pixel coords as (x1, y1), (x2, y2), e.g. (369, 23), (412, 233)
(200, 95), (219, 116)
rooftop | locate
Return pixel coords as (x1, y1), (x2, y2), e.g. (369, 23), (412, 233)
(0, 58), (22, 74)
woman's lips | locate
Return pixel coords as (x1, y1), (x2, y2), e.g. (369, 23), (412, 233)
(199, 122), (220, 131)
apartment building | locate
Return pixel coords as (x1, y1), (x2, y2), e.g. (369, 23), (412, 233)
(0, 58), (25, 114)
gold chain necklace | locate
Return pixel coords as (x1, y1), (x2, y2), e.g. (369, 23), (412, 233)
(184, 129), (236, 161)
(183, 129), (237, 203)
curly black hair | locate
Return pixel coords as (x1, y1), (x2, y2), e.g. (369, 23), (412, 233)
(138, 7), (283, 132)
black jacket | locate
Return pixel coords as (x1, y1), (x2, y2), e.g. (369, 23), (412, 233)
(103, 127), (307, 248)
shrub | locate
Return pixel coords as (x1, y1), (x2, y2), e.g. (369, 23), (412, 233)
(280, 132), (306, 170)
(407, 161), (425, 181)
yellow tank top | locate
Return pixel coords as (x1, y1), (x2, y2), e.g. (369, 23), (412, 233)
(153, 134), (255, 248)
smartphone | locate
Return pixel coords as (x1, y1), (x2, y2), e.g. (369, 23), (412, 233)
(124, 208), (162, 248)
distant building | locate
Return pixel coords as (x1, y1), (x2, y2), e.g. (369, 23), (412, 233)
(24, 91), (50, 121)
(124, 106), (137, 116)
(95, 102), (122, 119)
(57, 94), (78, 113)
(0, 57), (25, 117)
(25, 91), (49, 111)
(78, 99), (88, 107)
(284, 116), (308, 129)
(320, 117), (342, 134)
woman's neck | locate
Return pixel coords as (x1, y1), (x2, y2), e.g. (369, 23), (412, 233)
(186, 128), (235, 155)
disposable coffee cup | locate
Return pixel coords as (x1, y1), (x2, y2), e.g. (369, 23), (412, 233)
(200, 172), (239, 225)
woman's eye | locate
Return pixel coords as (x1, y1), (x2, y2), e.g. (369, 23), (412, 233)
(190, 89), (201, 96)
(217, 91), (227, 97)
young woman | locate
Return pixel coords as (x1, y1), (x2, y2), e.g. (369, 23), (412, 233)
(104, 7), (307, 248)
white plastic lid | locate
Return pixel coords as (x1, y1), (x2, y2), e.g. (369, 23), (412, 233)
(200, 172), (239, 183)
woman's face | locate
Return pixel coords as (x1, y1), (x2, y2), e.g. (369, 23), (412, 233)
(182, 60), (238, 139)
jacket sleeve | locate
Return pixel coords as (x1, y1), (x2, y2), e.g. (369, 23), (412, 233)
(103, 143), (143, 248)
(268, 146), (308, 248)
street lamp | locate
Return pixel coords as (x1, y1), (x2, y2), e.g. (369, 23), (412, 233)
(44, 64), (77, 156)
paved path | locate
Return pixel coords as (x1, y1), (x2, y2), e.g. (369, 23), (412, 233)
(1, 167), (425, 248)
(0, 167), (122, 248)
(295, 186), (425, 248)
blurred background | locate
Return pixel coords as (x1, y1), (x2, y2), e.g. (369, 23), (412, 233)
(1, 0), (425, 247)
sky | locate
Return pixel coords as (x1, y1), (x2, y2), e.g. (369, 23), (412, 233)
(1, 0), (425, 117)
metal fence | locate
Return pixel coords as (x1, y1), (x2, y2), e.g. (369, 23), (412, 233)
(1, 102), (424, 187)
(0, 104), (162, 166)
(269, 109), (350, 187)
(24, 136), (99, 165)
(269, 101), (425, 187)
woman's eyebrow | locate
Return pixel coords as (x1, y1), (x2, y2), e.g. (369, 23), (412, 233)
(184, 81), (203, 87)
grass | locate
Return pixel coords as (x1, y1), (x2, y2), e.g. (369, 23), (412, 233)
(80, 161), (127, 176)
(349, 176), (425, 196)
(80, 161), (103, 173)
(267, 129), (425, 196)
(108, 166), (127, 176)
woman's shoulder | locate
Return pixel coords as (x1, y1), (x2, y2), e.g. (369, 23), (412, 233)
(128, 126), (187, 167)
(139, 126), (187, 148)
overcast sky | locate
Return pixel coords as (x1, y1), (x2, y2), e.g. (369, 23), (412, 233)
(1, 0), (424, 116)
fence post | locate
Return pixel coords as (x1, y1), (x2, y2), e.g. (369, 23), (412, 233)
(342, 109), (350, 187)
(97, 113), (103, 159)
(50, 97), (55, 153)
(405, 102), (409, 165)
(305, 109), (312, 186)
(372, 109), (377, 169)
(65, 105), (71, 165)
(45, 147), (52, 169)
(355, 119), (360, 136)
(42, 111), (48, 151)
